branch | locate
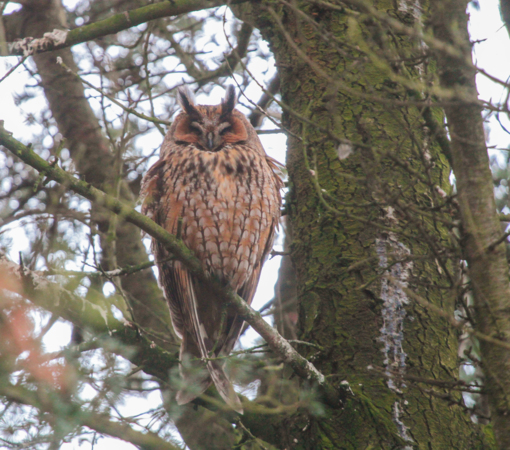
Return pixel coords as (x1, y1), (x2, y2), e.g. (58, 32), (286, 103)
(3, 0), (247, 57)
(168, 21), (253, 85)
(502, 0), (510, 39)
(248, 74), (280, 127)
(0, 252), (178, 382)
(0, 125), (345, 409)
(431, 0), (510, 445)
(0, 383), (180, 450)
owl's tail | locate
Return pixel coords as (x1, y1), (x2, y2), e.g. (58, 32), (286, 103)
(176, 331), (243, 414)
(207, 359), (243, 414)
(175, 332), (212, 406)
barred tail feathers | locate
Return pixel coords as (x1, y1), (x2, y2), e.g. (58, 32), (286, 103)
(175, 331), (212, 406)
(206, 359), (243, 414)
(177, 279), (243, 414)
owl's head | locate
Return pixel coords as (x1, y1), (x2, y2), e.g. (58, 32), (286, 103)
(173, 86), (249, 152)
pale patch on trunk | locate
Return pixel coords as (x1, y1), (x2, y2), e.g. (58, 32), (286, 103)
(337, 143), (353, 160)
(376, 206), (414, 444)
(398, 0), (422, 19)
(398, 0), (427, 80)
(393, 401), (413, 447)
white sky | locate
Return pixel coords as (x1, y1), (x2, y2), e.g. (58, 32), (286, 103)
(0, 1), (509, 448)
(470, 0), (510, 150)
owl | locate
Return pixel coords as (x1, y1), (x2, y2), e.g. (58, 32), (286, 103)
(141, 86), (282, 413)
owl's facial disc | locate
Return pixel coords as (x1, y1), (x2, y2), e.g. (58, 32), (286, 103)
(190, 120), (232, 152)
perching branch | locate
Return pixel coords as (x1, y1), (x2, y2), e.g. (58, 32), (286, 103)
(0, 126), (346, 409)
(2, 0), (247, 57)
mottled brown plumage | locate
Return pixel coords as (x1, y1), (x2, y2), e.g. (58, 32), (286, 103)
(140, 86), (282, 413)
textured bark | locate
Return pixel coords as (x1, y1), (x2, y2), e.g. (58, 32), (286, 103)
(234, 1), (494, 447)
(3, 0), (173, 349)
(432, 0), (510, 446)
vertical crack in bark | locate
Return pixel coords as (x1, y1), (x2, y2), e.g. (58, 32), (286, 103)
(376, 207), (414, 445)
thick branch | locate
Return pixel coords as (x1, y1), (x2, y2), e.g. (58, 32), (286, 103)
(431, 0), (510, 446)
(0, 126), (345, 409)
(501, 0), (510, 39)
(2, 0), (247, 56)
(248, 74), (280, 127)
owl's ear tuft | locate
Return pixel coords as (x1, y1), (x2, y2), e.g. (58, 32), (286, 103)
(221, 85), (237, 117)
(177, 87), (201, 119)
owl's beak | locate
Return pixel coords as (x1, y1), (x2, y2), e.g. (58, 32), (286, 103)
(206, 133), (215, 150)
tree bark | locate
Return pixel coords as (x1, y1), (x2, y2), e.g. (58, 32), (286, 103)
(234, 0), (494, 447)
(500, 0), (510, 38)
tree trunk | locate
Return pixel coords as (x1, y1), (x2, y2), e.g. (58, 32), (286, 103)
(235, 1), (494, 447)
(432, 0), (510, 446)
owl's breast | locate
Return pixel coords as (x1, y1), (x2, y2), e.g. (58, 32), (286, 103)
(161, 145), (279, 290)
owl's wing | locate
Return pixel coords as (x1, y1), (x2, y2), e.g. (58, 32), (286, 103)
(141, 159), (188, 339)
(140, 159), (166, 223)
(143, 159), (241, 411)
(219, 213), (280, 360)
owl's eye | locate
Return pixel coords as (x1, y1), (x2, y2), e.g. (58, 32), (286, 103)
(218, 122), (232, 135)
(189, 122), (202, 134)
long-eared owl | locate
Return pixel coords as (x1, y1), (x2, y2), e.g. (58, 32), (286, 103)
(140, 86), (282, 413)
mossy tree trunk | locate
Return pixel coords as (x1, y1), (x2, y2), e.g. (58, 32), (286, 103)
(236, 1), (494, 448)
